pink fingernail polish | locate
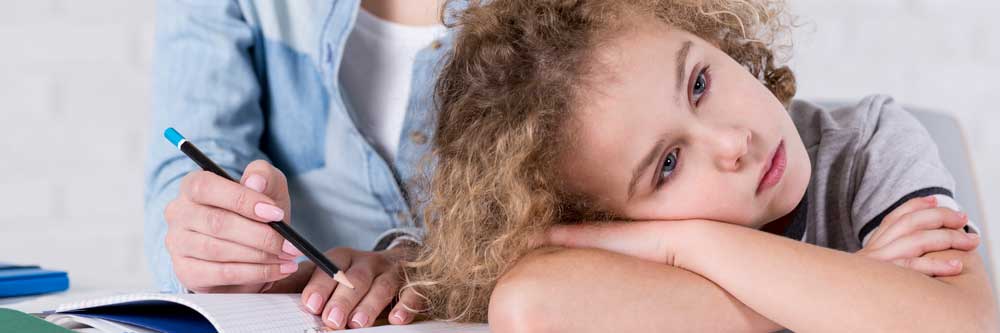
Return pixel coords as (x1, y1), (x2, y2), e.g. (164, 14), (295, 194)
(328, 307), (345, 328)
(282, 240), (304, 257)
(305, 293), (323, 314)
(351, 312), (369, 328)
(245, 174), (266, 192)
(255, 203), (284, 221)
(392, 310), (409, 323)
(280, 262), (298, 274)
(925, 196), (937, 205)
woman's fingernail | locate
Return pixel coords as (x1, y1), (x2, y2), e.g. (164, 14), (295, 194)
(351, 312), (369, 328)
(328, 307), (345, 328)
(305, 293), (323, 314)
(282, 240), (304, 257)
(255, 202), (284, 221)
(957, 212), (967, 220)
(245, 174), (266, 192)
(949, 259), (962, 267)
(392, 309), (409, 323)
(968, 232), (980, 240)
(925, 196), (937, 205)
(280, 262), (298, 274)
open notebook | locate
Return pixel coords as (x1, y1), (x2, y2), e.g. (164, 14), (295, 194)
(43, 293), (489, 333)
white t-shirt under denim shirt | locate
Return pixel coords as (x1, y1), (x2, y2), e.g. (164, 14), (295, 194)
(778, 94), (979, 251)
(339, 8), (446, 162)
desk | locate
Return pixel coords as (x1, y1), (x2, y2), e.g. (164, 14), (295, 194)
(0, 285), (140, 314)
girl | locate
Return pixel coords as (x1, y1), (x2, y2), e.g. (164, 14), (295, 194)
(405, 0), (998, 331)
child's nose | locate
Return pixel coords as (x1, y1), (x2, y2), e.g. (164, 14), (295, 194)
(710, 127), (751, 172)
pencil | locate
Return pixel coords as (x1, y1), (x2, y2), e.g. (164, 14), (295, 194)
(164, 128), (354, 289)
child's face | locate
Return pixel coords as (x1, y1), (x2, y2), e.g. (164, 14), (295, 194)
(562, 21), (811, 229)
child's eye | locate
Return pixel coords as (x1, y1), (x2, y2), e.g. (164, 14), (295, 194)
(657, 148), (680, 187)
(692, 67), (710, 105)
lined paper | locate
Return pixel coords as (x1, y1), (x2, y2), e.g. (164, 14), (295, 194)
(55, 293), (490, 333)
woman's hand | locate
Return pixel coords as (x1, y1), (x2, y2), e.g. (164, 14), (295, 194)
(299, 246), (424, 330)
(856, 196), (979, 276)
(164, 160), (302, 293)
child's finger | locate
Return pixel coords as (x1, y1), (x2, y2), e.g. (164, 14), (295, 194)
(892, 257), (963, 277)
(867, 207), (967, 249)
(870, 196), (936, 242)
(866, 229), (979, 261)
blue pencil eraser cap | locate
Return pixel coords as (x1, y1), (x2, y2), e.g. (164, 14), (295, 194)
(164, 128), (186, 148)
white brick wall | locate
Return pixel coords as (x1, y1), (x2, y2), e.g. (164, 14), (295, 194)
(0, 0), (153, 289)
(0, 0), (997, 294)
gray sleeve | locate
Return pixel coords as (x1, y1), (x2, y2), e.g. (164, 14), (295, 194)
(372, 227), (424, 251)
(847, 95), (958, 244)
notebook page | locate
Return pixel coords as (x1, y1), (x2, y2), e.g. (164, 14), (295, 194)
(56, 293), (491, 333)
(57, 293), (324, 333)
(350, 321), (490, 332)
(179, 294), (323, 332)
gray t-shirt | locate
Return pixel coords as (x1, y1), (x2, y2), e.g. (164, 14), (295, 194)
(781, 95), (978, 252)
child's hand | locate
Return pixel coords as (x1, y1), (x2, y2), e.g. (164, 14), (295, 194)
(856, 196), (979, 277)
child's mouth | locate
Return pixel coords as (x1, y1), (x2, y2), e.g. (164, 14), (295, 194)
(756, 139), (786, 195)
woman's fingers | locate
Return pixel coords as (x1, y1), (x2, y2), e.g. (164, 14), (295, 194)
(301, 265), (340, 315)
(869, 196), (936, 242)
(868, 207), (968, 249)
(172, 256), (297, 290)
(892, 256), (963, 277)
(167, 200), (293, 258)
(179, 170), (286, 223)
(322, 257), (377, 329)
(300, 248), (355, 317)
(348, 271), (400, 328)
(389, 287), (426, 325)
(866, 229), (979, 261)
(298, 247), (416, 329)
(241, 160), (291, 215)
(167, 229), (289, 264)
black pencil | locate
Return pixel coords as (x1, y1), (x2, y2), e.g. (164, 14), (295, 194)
(164, 127), (353, 289)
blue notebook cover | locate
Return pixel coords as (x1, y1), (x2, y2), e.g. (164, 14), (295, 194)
(61, 300), (216, 333)
(0, 263), (69, 298)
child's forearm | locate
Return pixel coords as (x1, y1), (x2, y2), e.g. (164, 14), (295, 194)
(490, 247), (783, 332)
(678, 222), (998, 332)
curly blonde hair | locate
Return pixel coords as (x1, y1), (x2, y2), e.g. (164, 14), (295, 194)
(404, 0), (797, 322)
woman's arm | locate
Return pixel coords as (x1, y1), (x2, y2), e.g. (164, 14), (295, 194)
(489, 247), (783, 333)
(550, 221), (998, 332)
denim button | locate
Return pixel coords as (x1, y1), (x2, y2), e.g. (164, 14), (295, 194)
(409, 131), (428, 144)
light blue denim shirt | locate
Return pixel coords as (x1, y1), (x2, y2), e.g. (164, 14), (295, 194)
(145, 0), (450, 293)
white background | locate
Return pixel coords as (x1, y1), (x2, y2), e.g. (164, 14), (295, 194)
(0, 0), (997, 296)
